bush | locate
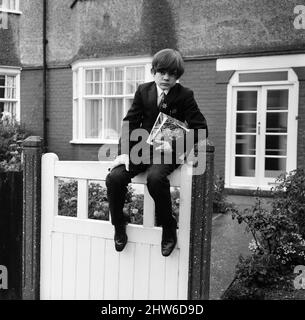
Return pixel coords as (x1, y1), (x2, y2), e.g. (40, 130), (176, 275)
(0, 115), (29, 172)
(225, 170), (305, 299)
(58, 181), (181, 226)
(272, 169), (305, 238)
(213, 174), (226, 213)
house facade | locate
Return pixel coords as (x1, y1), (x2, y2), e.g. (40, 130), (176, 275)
(1, 0), (305, 191)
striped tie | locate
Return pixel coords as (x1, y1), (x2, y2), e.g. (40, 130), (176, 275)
(158, 91), (167, 110)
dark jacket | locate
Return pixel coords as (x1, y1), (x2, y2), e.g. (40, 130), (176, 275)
(118, 81), (208, 160)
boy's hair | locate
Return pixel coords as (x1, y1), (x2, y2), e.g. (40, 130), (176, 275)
(151, 49), (184, 79)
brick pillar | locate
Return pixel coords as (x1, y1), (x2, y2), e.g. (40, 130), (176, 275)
(188, 140), (214, 300)
(21, 136), (43, 300)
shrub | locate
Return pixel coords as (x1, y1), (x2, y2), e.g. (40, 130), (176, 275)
(213, 174), (226, 213)
(225, 170), (305, 299)
(58, 181), (181, 226)
(272, 169), (305, 238)
(0, 115), (29, 172)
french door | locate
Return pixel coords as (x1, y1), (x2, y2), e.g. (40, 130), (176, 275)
(230, 85), (298, 189)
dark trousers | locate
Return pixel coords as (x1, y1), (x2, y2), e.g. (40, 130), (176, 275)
(105, 163), (180, 227)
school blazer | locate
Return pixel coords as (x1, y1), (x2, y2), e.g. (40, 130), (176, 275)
(118, 81), (208, 157)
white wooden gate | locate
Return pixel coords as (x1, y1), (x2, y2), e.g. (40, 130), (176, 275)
(40, 153), (193, 300)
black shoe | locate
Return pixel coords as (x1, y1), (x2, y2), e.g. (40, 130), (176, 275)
(161, 223), (177, 257)
(114, 224), (128, 252)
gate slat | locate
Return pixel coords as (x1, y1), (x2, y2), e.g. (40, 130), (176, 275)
(62, 233), (77, 299)
(103, 240), (120, 299)
(164, 250), (179, 299)
(75, 235), (91, 300)
(148, 245), (166, 300)
(50, 232), (63, 299)
(118, 242), (136, 300)
(89, 237), (106, 300)
(133, 243), (151, 299)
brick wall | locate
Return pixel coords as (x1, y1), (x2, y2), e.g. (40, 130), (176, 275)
(20, 69), (43, 137)
(181, 59), (226, 176)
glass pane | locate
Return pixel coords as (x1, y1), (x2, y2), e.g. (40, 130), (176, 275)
(266, 112), (287, 133)
(86, 70), (93, 82)
(0, 102), (4, 113)
(265, 135), (287, 156)
(86, 83), (93, 95)
(136, 67), (145, 80)
(237, 91), (257, 111)
(235, 135), (256, 155)
(115, 67), (123, 81)
(95, 83), (102, 95)
(85, 100), (103, 138)
(239, 72), (288, 82)
(104, 98), (123, 139)
(105, 68), (114, 81)
(0, 75), (5, 86)
(265, 157), (286, 178)
(94, 70), (101, 82)
(267, 90), (288, 110)
(115, 81), (123, 95)
(4, 101), (15, 115)
(105, 82), (114, 95)
(235, 157), (255, 177)
(236, 113), (257, 133)
(0, 87), (4, 98)
(6, 76), (15, 87)
(126, 67), (135, 82)
(9, 0), (16, 10)
(126, 81), (136, 94)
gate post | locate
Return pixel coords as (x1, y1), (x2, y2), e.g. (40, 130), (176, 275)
(21, 136), (43, 300)
(188, 140), (214, 300)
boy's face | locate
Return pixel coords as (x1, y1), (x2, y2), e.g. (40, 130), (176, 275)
(153, 70), (177, 91)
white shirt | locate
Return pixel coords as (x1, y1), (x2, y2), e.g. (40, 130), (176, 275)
(156, 84), (169, 105)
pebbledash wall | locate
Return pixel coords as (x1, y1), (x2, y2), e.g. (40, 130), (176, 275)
(2, 0), (305, 188)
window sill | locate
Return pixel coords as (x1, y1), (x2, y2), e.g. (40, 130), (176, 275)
(0, 9), (22, 14)
(70, 139), (119, 145)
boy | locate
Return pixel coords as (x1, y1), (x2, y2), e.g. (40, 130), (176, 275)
(106, 48), (208, 256)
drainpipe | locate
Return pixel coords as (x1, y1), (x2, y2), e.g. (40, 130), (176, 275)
(43, 0), (48, 152)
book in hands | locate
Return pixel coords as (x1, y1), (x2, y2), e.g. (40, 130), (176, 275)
(146, 112), (190, 147)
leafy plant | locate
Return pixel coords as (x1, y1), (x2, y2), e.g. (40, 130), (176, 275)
(0, 114), (29, 172)
(58, 181), (181, 226)
(226, 171), (305, 298)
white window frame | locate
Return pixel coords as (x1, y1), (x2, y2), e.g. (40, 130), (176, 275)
(71, 56), (153, 144)
(0, 0), (21, 14)
(0, 66), (21, 122)
(217, 54), (303, 190)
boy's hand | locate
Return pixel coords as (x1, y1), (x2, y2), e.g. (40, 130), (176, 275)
(154, 139), (173, 153)
(109, 154), (129, 171)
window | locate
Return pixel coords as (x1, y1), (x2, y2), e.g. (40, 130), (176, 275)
(0, 67), (20, 121)
(0, 0), (20, 13)
(72, 57), (153, 143)
(217, 54), (304, 190)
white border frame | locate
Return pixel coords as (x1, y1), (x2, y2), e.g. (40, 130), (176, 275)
(217, 54), (301, 190)
(0, 66), (21, 122)
(71, 56), (153, 144)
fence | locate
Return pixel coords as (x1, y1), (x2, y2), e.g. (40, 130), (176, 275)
(0, 171), (23, 300)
